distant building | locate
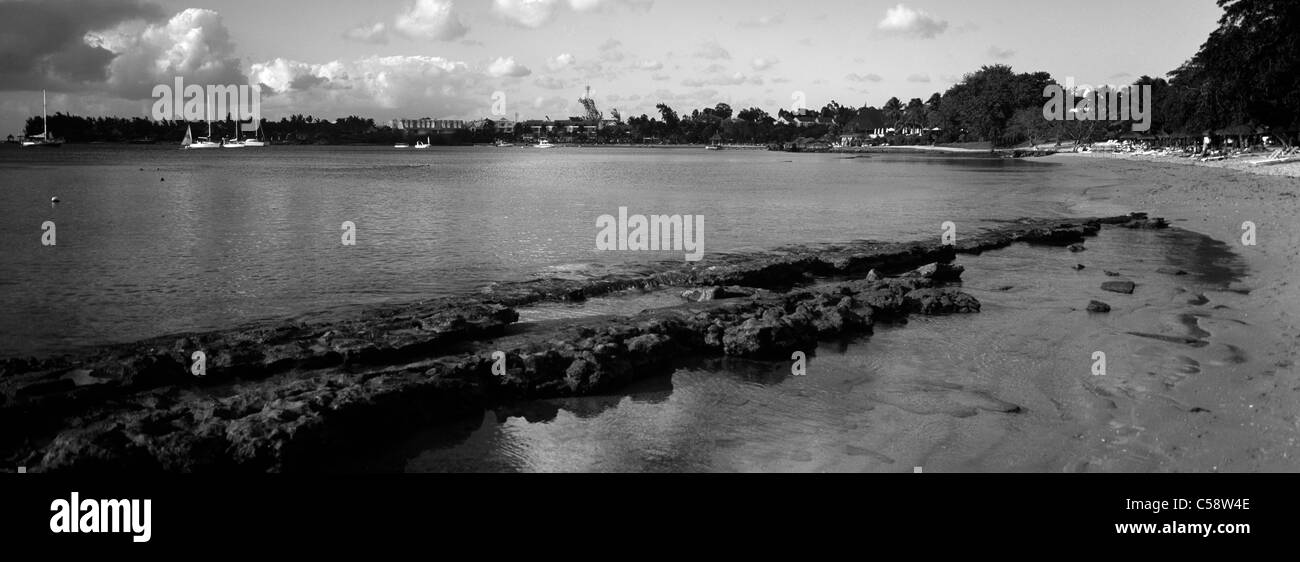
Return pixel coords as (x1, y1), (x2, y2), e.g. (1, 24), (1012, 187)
(389, 118), (468, 131)
(522, 120), (555, 136)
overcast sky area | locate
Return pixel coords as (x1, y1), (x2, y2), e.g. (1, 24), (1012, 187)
(0, 0), (1224, 133)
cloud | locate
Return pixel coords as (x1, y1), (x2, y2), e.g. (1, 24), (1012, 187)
(344, 0), (466, 43)
(492, 0), (559, 28)
(987, 45), (1015, 60)
(85, 8), (245, 98)
(846, 73), (883, 82)
(487, 56), (531, 78)
(877, 4), (948, 39)
(693, 40), (731, 60)
(568, 0), (654, 13)
(394, 0), (468, 40)
(534, 76), (567, 89)
(598, 38), (627, 62)
(650, 73), (670, 81)
(750, 57), (779, 71)
(906, 73), (931, 83)
(0, 0), (166, 90)
(492, 0), (651, 28)
(635, 60), (664, 71)
(249, 55), (490, 118)
(344, 22), (389, 44)
(682, 71), (761, 87)
(547, 53), (576, 70)
(737, 13), (785, 28)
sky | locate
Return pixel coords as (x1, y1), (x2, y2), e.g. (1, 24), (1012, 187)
(0, 0), (1226, 134)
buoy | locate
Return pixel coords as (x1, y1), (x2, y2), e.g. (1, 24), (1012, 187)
(160, 177), (165, 182)
(50, 196), (59, 203)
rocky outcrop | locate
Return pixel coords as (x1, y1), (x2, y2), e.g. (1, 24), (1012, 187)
(0, 212), (1161, 472)
(18, 276), (976, 472)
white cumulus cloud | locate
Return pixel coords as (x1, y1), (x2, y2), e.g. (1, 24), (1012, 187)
(492, 0), (652, 27)
(547, 53), (576, 70)
(394, 0), (468, 41)
(85, 8), (245, 98)
(487, 56), (532, 77)
(877, 4), (948, 39)
(344, 22), (389, 44)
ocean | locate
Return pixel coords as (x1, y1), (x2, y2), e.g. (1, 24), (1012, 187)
(1, 145), (1251, 473)
(1, 144), (1086, 356)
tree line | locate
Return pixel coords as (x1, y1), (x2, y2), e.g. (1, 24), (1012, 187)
(18, 0), (1294, 148)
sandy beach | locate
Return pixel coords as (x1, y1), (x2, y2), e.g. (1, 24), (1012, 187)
(1049, 152), (1300, 471)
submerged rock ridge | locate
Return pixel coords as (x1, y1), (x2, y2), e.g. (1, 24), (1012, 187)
(0, 213), (1160, 472)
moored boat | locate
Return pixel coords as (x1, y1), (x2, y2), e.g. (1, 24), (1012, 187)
(21, 90), (64, 148)
(182, 121), (220, 149)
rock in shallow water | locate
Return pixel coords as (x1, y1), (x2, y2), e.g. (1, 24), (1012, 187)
(1087, 300), (1111, 313)
(903, 289), (981, 314)
(902, 262), (965, 282)
(1101, 281), (1136, 294)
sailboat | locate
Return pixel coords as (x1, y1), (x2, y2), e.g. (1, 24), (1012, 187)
(222, 132), (246, 148)
(21, 90), (63, 147)
(242, 121), (266, 147)
(183, 119), (220, 149)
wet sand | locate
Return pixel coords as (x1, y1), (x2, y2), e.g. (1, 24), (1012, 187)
(1055, 153), (1300, 471)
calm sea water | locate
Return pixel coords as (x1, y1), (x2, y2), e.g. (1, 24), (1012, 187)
(2, 144), (1256, 473)
(0, 145), (1090, 356)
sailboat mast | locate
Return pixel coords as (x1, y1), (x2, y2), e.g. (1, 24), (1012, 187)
(42, 90), (48, 137)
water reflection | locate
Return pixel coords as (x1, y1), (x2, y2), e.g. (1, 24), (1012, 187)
(403, 227), (1253, 473)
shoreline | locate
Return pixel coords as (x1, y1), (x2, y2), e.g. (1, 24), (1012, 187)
(1050, 152), (1300, 471)
(0, 213), (1162, 471)
(4, 153), (1297, 473)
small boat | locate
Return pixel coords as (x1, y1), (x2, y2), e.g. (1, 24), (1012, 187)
(394, 142), (410, 149)
(21, 90), (63, 147)
(181, 122), (220, 149)
(222, 137), (246, 148)
(706, 134), (723, 150)
(414, 137), (430, 149)
(242, 121), (266, 146)
(534, 139), (555, 149)
(495, 140), (514, 147)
